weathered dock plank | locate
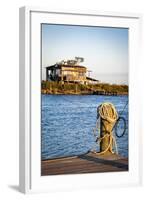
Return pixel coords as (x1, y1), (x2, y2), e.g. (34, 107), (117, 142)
(41, 152), (128, 176)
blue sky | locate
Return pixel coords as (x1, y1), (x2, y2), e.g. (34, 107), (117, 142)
(42, 24), (128, 84)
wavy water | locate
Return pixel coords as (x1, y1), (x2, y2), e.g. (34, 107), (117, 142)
(41, 95), (128, 160)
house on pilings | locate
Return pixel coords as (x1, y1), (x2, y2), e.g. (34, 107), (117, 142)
(45, 57), (99, 85)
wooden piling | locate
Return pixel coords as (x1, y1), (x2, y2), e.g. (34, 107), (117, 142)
(98, 103), (118, 155)
(100, 120), (113, 154)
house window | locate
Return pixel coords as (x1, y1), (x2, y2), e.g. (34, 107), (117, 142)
(79, 72), (85, 77)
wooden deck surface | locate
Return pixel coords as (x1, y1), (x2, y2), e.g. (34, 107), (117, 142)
(41, 152), (128, 176)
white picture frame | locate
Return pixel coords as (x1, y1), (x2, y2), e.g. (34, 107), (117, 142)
(19, 6), (142, 194)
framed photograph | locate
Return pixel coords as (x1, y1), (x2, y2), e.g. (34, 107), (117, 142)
(19, 7), (142, 193)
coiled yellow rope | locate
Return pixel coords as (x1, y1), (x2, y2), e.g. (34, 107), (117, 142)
(92, 102), (118, 155)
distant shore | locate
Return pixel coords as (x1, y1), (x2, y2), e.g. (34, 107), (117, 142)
(41, 81), (128, 96)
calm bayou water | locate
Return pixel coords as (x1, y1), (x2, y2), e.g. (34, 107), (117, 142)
(41, 95), (128, 160)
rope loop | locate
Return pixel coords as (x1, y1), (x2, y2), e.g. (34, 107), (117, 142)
(98, 102), (118, 123)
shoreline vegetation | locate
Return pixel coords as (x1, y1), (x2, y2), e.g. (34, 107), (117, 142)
(41, 81), (128, 95)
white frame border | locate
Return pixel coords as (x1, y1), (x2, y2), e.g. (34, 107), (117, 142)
(19, 6), (142, 194)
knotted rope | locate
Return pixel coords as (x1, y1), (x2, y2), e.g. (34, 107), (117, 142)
(92, 102), (118, 155)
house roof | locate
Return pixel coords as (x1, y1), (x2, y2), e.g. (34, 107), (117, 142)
(46, 64), (86, 70)
(86, 76), (99, 82)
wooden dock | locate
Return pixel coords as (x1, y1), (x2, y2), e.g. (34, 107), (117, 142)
(41, 152), (128, 176)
